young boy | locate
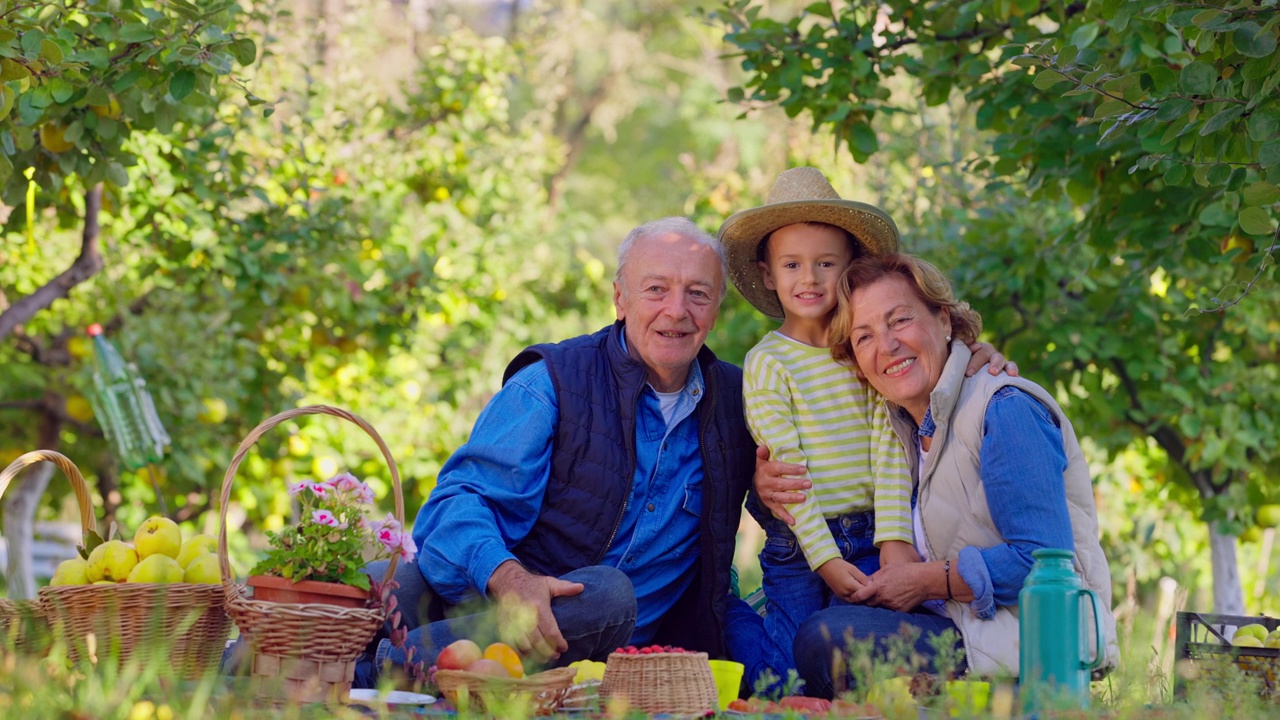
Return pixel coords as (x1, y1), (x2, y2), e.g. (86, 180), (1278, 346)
(718, 167), (918, 691)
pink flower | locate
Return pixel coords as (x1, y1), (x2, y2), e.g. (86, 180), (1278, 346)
(397, 532), (417, 562)
(287, 480), (309, 496)
(331, 472), (363, 492)
(309, 481), (335, 498)
(311, 509), (348, 529)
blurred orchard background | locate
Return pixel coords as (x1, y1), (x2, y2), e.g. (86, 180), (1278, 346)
(1, 0), (1278, 685)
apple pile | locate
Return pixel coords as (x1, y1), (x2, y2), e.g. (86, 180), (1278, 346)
(1231, 622), (1280, 649)
(49, 517), (221, 586)
(437, 639), (525, 679)
(613, 644), (692, 655)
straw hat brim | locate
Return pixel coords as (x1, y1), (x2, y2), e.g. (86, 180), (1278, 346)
(718, 199), (901, 321)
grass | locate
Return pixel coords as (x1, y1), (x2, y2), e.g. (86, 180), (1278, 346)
(1, 603), (1278, 718)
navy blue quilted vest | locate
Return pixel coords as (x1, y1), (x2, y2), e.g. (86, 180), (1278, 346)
(502, 322), (755, 656)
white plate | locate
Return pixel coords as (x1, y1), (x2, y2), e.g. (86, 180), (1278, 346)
(348, 688), (437, 705)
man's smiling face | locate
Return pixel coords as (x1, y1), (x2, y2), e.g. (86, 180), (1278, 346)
(613, 232), (723, 392)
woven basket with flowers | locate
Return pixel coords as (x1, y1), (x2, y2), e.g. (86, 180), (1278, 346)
(218, 405), (413, 704)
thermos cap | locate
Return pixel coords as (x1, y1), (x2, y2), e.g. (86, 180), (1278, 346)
(87, 323), (104, 337)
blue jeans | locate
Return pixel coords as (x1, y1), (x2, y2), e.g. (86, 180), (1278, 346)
(794, 604), (963, 699)
(355, 561), (636, 687)
(727, 511), (880, 695)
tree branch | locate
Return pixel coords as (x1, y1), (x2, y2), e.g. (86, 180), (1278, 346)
(0, 184), (104, 342)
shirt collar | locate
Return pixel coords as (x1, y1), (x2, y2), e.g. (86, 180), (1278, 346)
(618, 331), (706, 403)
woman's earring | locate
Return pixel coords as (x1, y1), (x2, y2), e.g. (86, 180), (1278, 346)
(946, 335), (952, 342)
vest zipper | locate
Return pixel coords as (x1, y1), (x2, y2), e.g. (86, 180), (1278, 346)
(594, 380), (642, 564)
(700, 368), (725, 654)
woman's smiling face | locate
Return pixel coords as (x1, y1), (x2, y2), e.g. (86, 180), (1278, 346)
(847, 274), (952, 423)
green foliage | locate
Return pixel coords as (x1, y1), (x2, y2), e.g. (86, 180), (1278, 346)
(714, 0), (1280, 558)
(0, 0), (259, 196)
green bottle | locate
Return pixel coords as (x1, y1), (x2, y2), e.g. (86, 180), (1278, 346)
(85, 323), (171, 470)
(1018, 548), (1104, 712)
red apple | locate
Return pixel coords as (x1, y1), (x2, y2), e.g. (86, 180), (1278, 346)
(465, 658), (512, 678)
(437, 639), (483, 671)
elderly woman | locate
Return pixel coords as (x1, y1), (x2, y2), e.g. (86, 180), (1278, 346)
(759, 253), (1118, 698)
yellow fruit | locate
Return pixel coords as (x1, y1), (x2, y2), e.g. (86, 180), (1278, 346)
(176, 534), (218, 568)
(65, 395), (94, 423)
(287, 435), (310, 458)
(39, 122), (75, 153)
(50, 557), (90, 586)
(87, 540), (139, 582)
(182, 553), (220, 584)
(311, 456), (338, 479)
(89, 96), (122, 119)
(134, 516), (182, 559)
(1257, 504), (1280, 529)
(483, 642), (524, 678)
(67, 336), (91, 360)
(568, 659), (606, 683)
(93, 580), (117, 585)
(1265, 630), (1280, 650)
(1241, 526), (1263, 544)
(196, 397), (228, 424)
(127, 553), (184, 583)
(1234, 634), (1264, 648)
(1236, 623), (1269, 641)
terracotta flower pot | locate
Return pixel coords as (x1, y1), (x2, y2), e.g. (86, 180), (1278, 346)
(246, 575), (370, 609)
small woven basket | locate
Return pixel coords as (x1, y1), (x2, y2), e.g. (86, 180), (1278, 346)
(0, 449), (95, 653)
(5, 450), (231, 674)
(600, 651), (718, 715)
(218, 405), (404, 704)
(435, 666), (575, 716)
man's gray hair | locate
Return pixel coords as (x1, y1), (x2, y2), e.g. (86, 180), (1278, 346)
(615, 216), (728, 301)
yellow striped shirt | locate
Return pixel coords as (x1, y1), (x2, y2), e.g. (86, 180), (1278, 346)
(744, 331), (913, 570)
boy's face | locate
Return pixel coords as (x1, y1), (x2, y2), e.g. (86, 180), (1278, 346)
(758, 223), (855, 324)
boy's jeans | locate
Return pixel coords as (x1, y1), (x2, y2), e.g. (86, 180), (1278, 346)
(727, 510), (880, 695)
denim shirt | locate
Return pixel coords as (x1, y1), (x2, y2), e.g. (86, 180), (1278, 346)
(919, 386), (1074, 618)
(413, 358), (706, 643)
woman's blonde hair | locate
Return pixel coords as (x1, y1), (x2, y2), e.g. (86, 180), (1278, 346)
(830, 253), (983, 369)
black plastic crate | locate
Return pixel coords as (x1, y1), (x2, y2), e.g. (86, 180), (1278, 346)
(1173, 611), (1280, 700)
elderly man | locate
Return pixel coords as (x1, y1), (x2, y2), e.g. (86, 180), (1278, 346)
(358, 217), (757, 682)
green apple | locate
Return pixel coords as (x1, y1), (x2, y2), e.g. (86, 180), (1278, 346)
(50, 557), (90, 586)
(134, 516), (182, 559)
(1264, 630), (1280, 649)
(1236, 623), (1269, 641)
(1257, 504), (1280, 529)
(176, 534), (218, 568)
(183, 553), (221, 584)
(126, 554), (185, 583)
(1234, 634), (1264, 648)
(87, 540), (139, 582)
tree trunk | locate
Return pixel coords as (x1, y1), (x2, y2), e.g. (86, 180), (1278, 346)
(1208, 526), (1245, 615)
(3, 462), (55, 600)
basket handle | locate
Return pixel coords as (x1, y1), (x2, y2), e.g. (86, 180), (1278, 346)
(0, 450), (97, 536)
(216, 405), (406, 589)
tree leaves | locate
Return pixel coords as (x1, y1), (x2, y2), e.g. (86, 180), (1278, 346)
(1238, 207), (1275, 235)
(169, 70), (196, 101)
(1180, 61), (1217, 94)
(1233, 22), (1277, 59)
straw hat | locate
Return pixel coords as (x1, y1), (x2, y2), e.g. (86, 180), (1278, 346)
(718, 167), (900, 320)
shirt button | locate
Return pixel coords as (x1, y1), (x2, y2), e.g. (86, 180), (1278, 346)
(647, 503), (655, 512)
(692, 389), (700, 396)
(626, 556), (634, 563)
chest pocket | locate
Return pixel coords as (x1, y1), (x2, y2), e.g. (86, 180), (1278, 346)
(682, 483), (703, 519)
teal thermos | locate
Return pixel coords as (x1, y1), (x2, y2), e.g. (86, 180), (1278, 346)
(1018, 548), (1104, 712)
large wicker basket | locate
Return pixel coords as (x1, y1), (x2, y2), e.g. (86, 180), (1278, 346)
(600, 650), (718, 715)
(435, 666), (576, 715)
(0, 450), (94, 654)
(218, 405), (405, 704)
(5, 451), (231, 675)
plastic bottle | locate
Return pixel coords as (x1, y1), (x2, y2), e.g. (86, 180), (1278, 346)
(1018, 548), (1104, 713)
(85, 323), (171, 470)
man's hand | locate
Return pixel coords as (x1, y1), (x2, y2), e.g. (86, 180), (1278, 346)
(850, 561), (934, 612)
(965, 341), (1019, 378)
(817, 558), (868, 602)
(753, 445), (810, 526)
(488, 560), (584, 662)
(878, 540), (921, 568)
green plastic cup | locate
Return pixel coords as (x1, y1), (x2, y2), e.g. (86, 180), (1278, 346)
(708, 659), (745, 710)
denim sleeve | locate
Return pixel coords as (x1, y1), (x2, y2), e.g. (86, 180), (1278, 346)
(412, 361), (557, 603)
(955, 387), (1074, 615)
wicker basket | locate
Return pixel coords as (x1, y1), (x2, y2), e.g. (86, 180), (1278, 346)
(600, 650), (718, 715)
(0, 450), (96, 654)
(435, 666), (575, 716)
(218, 405), (405, 704)
(1, 450), (232, 674)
